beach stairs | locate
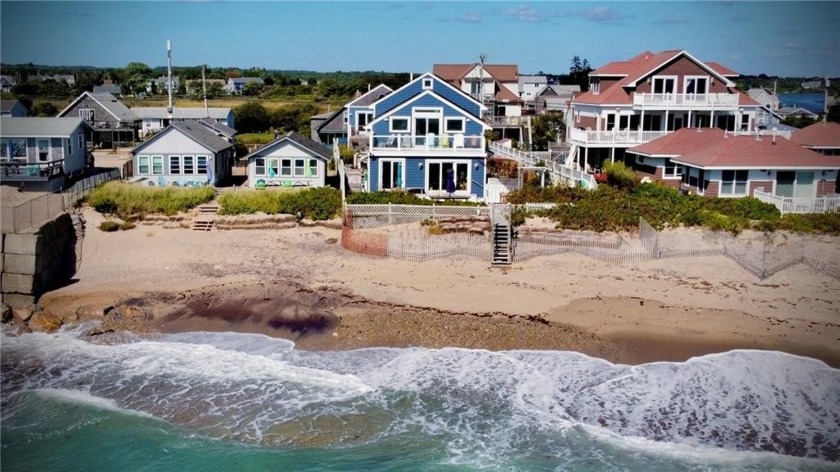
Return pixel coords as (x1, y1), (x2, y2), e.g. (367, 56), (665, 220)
(492, 223), (512, 266)
(192, 203), (219, 231)
(521, 117), (532, 152)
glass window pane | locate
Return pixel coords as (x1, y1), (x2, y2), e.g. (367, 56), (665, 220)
(294, 159), (305, 177)
(255, 157), (265, 176)
(382, 161), (393, 189)
(197, 156), (207, 174)
(456, 163), (468, 190)
(170, 156), (180, 174)
(183, 156), (194, 174)
(428, 163), (440, 190)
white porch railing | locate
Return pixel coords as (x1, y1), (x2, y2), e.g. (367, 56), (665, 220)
(370, 134), (485, 152)
(488, 141), (597, 190)
(633, 93), (739, 109)
(484, 116), (524, 126)
(568, 129), (669, 146)
(754, 190), (840, 214)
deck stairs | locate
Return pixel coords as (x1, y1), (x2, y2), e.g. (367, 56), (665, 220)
(192, 203), (219, 231)
(491, 204), (513, 266)
(488, 141), (597, 189)
(520, 117), (533, 152)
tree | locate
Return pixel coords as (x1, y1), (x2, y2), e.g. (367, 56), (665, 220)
(569, 55), (594, 91)
(32, 102), (58, 117)
(242, 81), (264, 96)
(233, 101), (270, 133)
(530, 111), (565, 151)
(122, 62), (153, 97)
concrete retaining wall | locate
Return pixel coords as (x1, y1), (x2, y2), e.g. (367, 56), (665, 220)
(1, 213), (77, 307)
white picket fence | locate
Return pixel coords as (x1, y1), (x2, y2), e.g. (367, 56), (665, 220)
(345, 204), (489, 229)
(753, 190), (840, 214)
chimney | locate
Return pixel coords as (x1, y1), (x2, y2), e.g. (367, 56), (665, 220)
(368, 83), (371, 92)
(410, 72), (414, 81)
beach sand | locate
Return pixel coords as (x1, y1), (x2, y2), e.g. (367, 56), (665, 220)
(32, 208), (840, 367)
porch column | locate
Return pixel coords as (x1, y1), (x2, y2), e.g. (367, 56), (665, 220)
(688, 110), (693, 128)
(664, 109), (669, 131)
(610, 147), (615, 163)
(711, 110), (715, 129)
(583, 146), (588, 171)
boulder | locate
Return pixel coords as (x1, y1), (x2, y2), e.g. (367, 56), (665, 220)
(13, 304), (37, 322)
(29, 312), (63, 332)
(113, 304), (149, 321)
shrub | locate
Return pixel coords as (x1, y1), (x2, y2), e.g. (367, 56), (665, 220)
(338, 145), (354, 164)
(99, 221), (120, 232)
(88, 183), (215, 218)
(119, 221), (136, 231)
(345, 191), (485, 207)
(218, 187), (342, 220)
(426, 221), (443, 235)
(778, 213), (840, 234)
(603, 161), (637, 190)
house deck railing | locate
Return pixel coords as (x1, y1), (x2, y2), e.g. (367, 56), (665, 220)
(753, 189), (840, 214)
(569, 129), (669, 146)
(0, 160), (64, 180)
(370, 134), (485, 152)
(633, 93), (739, 109)
(488, 141), (597, 190)
(484, 116), (524, 126)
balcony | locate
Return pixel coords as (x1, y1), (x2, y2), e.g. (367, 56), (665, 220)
(633, 93), (739, 109)
(1, 160), (65, 181)
(370, 134), (485, 154)
(484, 115), (524, 126)
(569, 129), (669, 147)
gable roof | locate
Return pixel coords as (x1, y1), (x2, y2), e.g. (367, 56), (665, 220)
(790, 121), (840, 148)
(0, 117), (90, 137)
(1, 99), (24, 113)
(58, 91), (137, 122)
(519, 75), (547, 86)
(537, 84), (581, 96)
(345, 84), (393, 108)
(370, 72), (486, 116)
(433, 64), (519, 83)
(628, 127), (839, 169)
(368, 90), (492, 130)
(132, 120), (233, 155)
(131, 107), (232, 120)
(316, 108), (347, 134)
(93, 84), (122, 95)
(244, 131), (332, 161)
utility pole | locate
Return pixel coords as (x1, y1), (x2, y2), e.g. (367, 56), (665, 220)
(202, 66), (208, 117)
(824, 75), (830, 123)
(166, 40), (173, 119)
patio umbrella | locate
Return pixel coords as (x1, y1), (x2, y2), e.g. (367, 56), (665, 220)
(445, 168), (456, 194)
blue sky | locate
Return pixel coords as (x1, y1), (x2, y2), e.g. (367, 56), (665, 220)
(1, 1), (838, 77)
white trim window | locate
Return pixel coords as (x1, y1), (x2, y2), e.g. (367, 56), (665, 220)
(79, 108), (95, 121)
(152, 155), (164, 175)
(278, 158), (291, 177)
(720, 170), (748, 195)
(357, 111), (373, 130)
(390, 116), (409, 133)
(182, 155), (194, 174)
(426, 160), (470, 192)
(36, 139), (51, 162)
(255, 157), (265, 176)
(307, 159), (318, 177)
(663, 158), (682, 178)
(379, 158), (405, 190)
(170, 155), (181, 174)
(444, 117), (465, 134)
(684, 76), (708, 95)
(590, 77), (600, 94)
(293, 158), (306, 177)
(197, 156), (208, 174)
(422, 78), (433, 90)
(1, 138), (27, 159)
(652, 76), (676, 95)
(138, 155), (150, 174)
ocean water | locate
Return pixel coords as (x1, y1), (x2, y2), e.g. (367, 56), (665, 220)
(778, 93), (826, 114)
(2, 327), (839, 471)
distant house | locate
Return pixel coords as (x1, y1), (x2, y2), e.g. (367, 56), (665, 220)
(0, 117), (93, 191)
(364, 72), (491, 200)
(93, 84), (122, 97)
(801, 80), (823, 90)
(747, 88), (780, 111)
(345, 84), (393, 147)
(225, 77), (264, 95)
(0, 75), (17, 92)
(434, 63), (522, 121)
(310, 109), (347, 146)
(146, 76), (180, 95)
(776, 106), (819, 121)
(244, 131), (332, 188)
(627, 128), (839, 199)
(1, 99), (28, 117)
(131, 120), (235, 186)
(57, 92), (139, 148)
(519, 75), (547, 104)
(791, 121), (840, 156)
(535, 84), (581, 114)
(36, 74), (76, 86)
(131, 107), (235, 138)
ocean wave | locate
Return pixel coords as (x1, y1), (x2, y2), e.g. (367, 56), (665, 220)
(1, 330), (838, 464)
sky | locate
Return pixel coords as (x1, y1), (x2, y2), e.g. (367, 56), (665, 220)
(1, 1), (838, 77)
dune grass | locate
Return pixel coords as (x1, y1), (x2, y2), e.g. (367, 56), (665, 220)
(88, 182), (215, 217)
(218, 187), (342, 220)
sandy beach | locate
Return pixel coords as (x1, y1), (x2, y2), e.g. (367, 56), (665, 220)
(27, 207), (840, 367)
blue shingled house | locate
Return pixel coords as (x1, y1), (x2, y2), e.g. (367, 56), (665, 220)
(365, 73), (491, 200)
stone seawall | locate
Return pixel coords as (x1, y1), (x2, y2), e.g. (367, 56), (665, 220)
(1, 213), (78, 308)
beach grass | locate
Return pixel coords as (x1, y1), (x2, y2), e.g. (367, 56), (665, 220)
(218, 187), (342, 220)
(236, 132), (276, 145)
(88, 182), (216, 217)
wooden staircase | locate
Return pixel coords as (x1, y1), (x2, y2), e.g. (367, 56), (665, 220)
(192, 203), (219, 231)
(492, 223), (512, 266)
(521, 116), (532, 152)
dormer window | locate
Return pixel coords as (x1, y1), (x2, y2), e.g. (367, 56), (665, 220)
(422, 78), (433, 90)
(684, 76), (708, 95)
(652, 76), (676, 95)
(590, 77), (600, 95)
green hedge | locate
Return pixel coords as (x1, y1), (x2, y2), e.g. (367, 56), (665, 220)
(88, 182), (216, 217)
(218, 187), (342, 220)
(346, 191), (485, 206)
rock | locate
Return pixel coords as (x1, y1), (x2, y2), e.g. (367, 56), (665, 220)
(29, 312), (63, 332)
(13, 304), (38, 322)
(114, 305), (149, 321)
(1, 303), (12, 322)
(77, 305), (112, 319)
(325, 238), (338, 245)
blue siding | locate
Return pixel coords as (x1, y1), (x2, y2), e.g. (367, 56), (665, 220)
(375, 75), (480, 118)
(371, 94), (485, 136)
(471, 158), (485, 198)
(369, 156), (379, 191)
(405, 158), (425, 190)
